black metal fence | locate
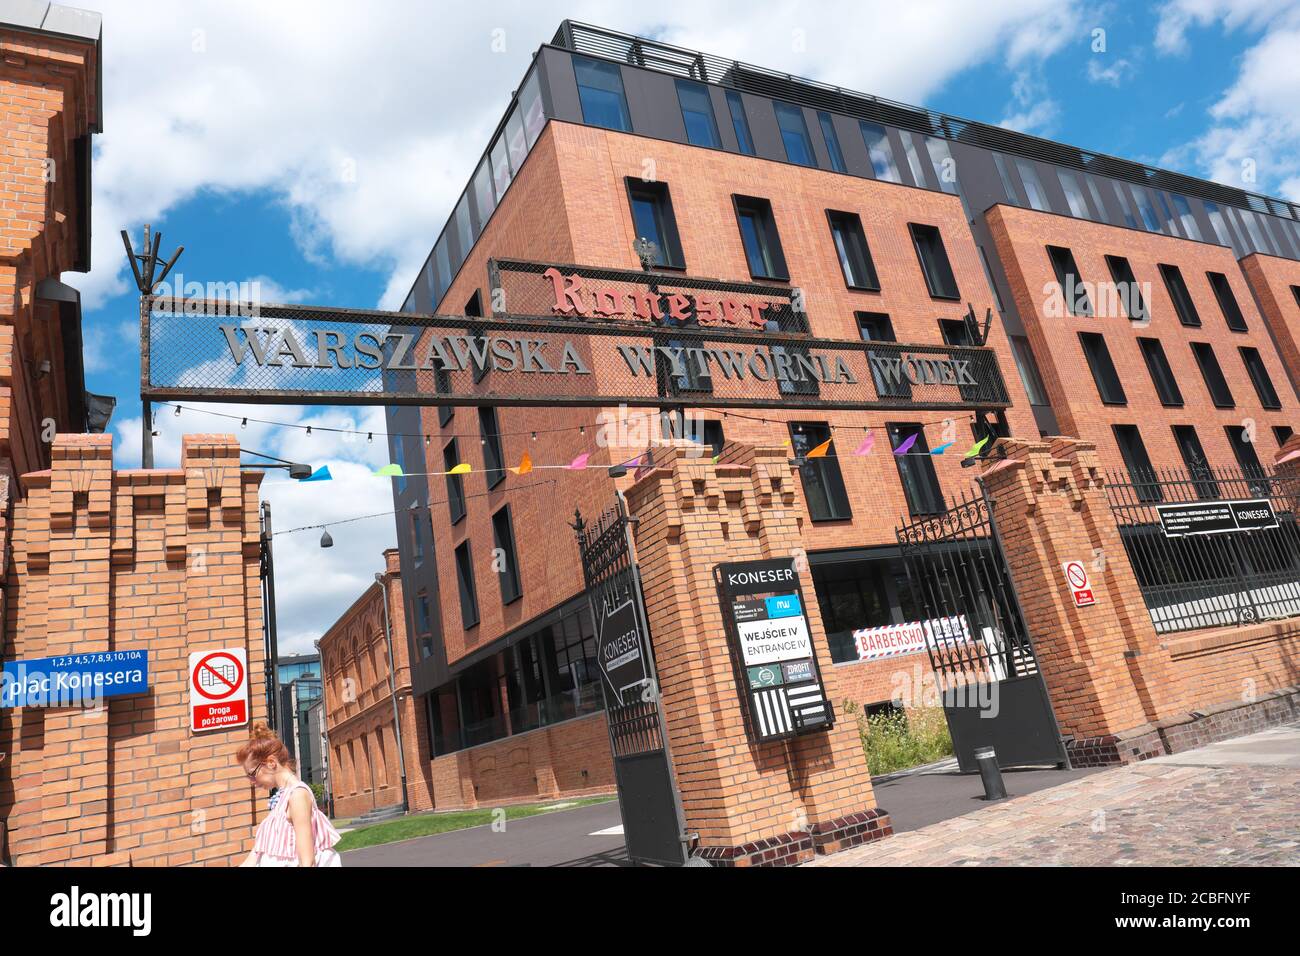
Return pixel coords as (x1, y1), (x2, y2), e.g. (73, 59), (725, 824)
(1106, 466), (1300, 634)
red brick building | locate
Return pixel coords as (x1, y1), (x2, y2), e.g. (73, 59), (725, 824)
(371, 22), (1300, 814)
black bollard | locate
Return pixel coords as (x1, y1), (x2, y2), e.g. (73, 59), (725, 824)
(975, 746), (1007, 801)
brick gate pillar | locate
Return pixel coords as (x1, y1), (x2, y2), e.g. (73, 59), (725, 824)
(977, 437), (1180, 765)
(623, 444), (890, 866)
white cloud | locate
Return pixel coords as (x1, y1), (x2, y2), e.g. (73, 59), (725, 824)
(1086, 56), (1135, 86)
(1156, 4), (1300, 199)
(80, 0), (1089, 312)
(1154, 0), (1283, 55)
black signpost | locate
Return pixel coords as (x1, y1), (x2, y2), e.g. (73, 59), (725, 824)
(714, 558), (834, 744)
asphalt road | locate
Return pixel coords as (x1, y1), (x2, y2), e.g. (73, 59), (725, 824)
(342, 759), (1097, 865)
(343, 800), (629, 867)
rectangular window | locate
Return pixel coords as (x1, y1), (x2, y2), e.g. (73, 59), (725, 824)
(1137, 337), (1183, 407)
(675, 79), (720, 148)
(940, 319), (980, 401)
(1009, 335), (1049, 406)
(859, 121), (901, 182)
(858, 312), (910, 399)
(1172, 194), (1203, 241)
(1016, 159), (1049, 211)
(626, 178), (685, 268)
(775, 102), (815, 167)
(1085, 175), (1110, 224)
(1113, 181), (1139, 229)
(491, 506), (522, 605)
(1274, 425), (1294, 448)
(734, 195), (789, 280)
(573, 56), (631, 131)
(1206, 271), (1247, 331)
(479, 407), (505, 488)
(1240, 346), (1282, 409)
(1113, 425), (1162, 502)
(472, 158), (496, 225)
(725, 91), (755, 155)
(888, 423), (945, 516)
(1129, 184), (1161, 231)
(1105, 254), (1148, 322)
(444, 439), (466, 524)
(790, 422), (852, 521)
(909, 223), (960, 300)
(454, 542), (479, 630)
(926, 137), (959, 195)
(1159, 264), (1201, 327)
(1204, 200), (1232, 246)
(901, 132), (928, 187)
(827, 211), (880, 291)
(816, 111), (846, 172)
(1225, 425), (1266, 482)
(1293, 285), (1300, 309)
(1172, 425), (1220, 499)
(1047, 245), (1093, 316)
(409, 511), (424, 565)
(1079, 332), (1127, 405)
(1191, 342), (1235, 408)
(993, 153), (1020, 204)
(1058, 171), (1091, 218)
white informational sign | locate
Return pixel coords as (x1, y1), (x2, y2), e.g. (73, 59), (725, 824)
(736, 615), (814, 666)
(1062, 560), (1096, 608)
(188, 647), (249, 733)
(852, 615), (972, 662)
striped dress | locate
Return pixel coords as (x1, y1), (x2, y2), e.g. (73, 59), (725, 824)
(252, 779), (342, 867)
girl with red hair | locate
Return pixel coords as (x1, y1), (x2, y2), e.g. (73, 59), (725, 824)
(235, 720), (342, 867)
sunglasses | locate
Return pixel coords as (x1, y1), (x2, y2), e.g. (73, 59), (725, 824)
(245, 761), (268, 780)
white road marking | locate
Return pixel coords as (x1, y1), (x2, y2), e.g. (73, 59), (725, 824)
(588, 824), (624, 836)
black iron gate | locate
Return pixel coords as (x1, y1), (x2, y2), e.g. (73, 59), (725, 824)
(575, 497), (687, 866)
(896, 487), (1068, 773)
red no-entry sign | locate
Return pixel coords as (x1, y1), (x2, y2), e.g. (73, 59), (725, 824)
(1062, 561), (1096, 608)
(188, 648), (249, 733)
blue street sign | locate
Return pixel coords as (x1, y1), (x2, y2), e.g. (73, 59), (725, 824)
(1, 651), (149, 708)
(765, 593), (802, 619)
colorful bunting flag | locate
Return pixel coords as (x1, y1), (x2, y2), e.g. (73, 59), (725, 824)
(964, 436), (990, 459)
(301, 466), (332, 482)
(853, 433), (875, 456)
(509, 451), (533, 476)
(931, 442), (955, 455)
(569, 452), (591, 470)
(373, 463), (404, 477)
(893, 433), (919, 456)
(806, 438), (832, 458)
(448, 462), (471, 475)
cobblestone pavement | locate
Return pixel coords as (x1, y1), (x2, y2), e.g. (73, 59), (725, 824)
(809, 723), (1300, 866)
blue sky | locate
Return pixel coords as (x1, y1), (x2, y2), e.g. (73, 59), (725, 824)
(74, 0), (1300, 650)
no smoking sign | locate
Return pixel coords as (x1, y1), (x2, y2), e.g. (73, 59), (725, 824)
(1062, 561), (1096, 608)
(188, 648), (249, 733)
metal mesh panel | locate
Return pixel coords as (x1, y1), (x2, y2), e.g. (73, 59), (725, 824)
(1106, 466), (1300, 634)
(143, 295), (1012, 411)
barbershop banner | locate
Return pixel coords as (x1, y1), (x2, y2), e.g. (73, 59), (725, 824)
(852, 615), (972, 662)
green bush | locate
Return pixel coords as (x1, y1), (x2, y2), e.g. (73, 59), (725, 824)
(309, 782), (326, 809)
(851, 703), (953, 776)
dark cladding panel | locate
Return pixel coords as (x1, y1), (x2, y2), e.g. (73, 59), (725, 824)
(707, 85), (740, 153)
(540, 46), (583, 124)
(740, 93), (786, 164)
(621, 65), (687, 143)
(833, 112), (873, 179)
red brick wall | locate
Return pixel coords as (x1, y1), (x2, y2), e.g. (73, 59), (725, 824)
(986, 204), (1296, 474)
(424, 711), (615, 811)
(1, 434), (267, 866)
(319, 549), (436, 817)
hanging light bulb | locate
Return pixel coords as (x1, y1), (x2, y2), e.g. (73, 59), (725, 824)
(424, 435), (430, 446)
(580, 425), (586, 436)
(319, 529), (334, 549)
(241, 418), (247, 430)
(306, 426), (312, 437)
(531, 432), (537, 441)
(173, 405), (181, 417)
(367, 432), (373, 443)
